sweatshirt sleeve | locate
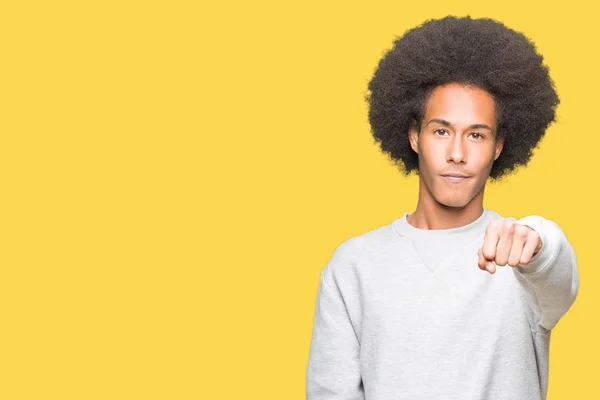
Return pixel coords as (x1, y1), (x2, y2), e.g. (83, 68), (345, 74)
(511, 215), (580, 334)
(306, 242), (364, 400)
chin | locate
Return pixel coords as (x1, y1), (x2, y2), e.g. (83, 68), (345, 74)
(436, 195), (472, 209)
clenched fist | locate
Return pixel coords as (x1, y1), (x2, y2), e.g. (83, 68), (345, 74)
(477, 219), (543, 274)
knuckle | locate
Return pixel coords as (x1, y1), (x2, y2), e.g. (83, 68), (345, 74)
(482, 247), (494, 258)
(506, 221), (516, 233)
(515, 225), (529, 239)
(530, 230), (541, 242)
(508, 256), (520, 267)
(486, 221), (499, 233)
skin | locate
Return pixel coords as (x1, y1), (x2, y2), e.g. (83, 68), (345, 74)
(405, 82), (542, 273)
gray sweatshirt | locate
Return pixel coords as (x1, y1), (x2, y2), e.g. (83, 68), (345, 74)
(306, 208), (579, 400)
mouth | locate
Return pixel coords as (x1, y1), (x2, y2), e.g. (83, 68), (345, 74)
(441, 174), (470, 182)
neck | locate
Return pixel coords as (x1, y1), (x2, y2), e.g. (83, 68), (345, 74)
(406, 181), (485, 230)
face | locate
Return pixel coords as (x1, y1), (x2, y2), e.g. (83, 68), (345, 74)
(408, 83), (504, 209)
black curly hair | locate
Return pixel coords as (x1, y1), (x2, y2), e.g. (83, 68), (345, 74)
(365, 15), (559, 181)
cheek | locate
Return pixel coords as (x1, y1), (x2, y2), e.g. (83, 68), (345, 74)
(419, 145), (445, 168)
(477, 149), (497, 168)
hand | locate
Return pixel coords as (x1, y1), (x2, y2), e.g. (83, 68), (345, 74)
(477, 219), (543, 274)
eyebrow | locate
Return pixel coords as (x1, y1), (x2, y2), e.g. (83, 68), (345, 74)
(426, 118), (493, 132)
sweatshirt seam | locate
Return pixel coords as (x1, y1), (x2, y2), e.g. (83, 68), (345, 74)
(319, 274), (362, 345)
(518, 278), (543, 335)
(514, 232), (559, 334)
(321, 236), (364, 346)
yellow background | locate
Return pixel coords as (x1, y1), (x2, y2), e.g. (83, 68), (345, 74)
(1, 1), (595, 398)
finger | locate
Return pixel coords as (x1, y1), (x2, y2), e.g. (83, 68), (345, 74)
(478, 247), (496, 274)
(478, 247), (488, 270)
(482, 222), (501, 261)
(520, 230), (541, 265)
(508, 225), (528, 267)
(494, 222), (514, 267)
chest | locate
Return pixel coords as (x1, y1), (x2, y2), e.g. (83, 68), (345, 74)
(358, 248), (530, 351)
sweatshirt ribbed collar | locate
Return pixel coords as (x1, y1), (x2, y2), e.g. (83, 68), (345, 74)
(391, 207), (499, 273)
(392, 207), (494, 250)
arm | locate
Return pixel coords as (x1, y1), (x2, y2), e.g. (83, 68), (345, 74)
(306, 243), (364, 400)
(512, 215), (580, 334)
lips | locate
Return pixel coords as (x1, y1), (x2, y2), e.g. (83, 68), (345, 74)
(441, 174), (470, 182)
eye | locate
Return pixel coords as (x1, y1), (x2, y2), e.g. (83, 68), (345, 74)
(470, 132), (485, 140)
(434, 128), (448, 135)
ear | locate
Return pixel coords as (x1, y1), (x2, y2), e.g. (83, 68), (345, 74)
(409, 119), (419, 154)
(493, 134), (504, 161)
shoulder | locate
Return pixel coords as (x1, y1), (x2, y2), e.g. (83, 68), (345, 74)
(484, 208), (507, 222)
(490, 210), (562, 231)
(321, 221), (397, 285)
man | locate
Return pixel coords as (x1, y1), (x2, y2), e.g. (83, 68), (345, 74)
(306, 15), (579, 400)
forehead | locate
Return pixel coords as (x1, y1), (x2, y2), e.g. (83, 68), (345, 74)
(423, 83), (497, 126)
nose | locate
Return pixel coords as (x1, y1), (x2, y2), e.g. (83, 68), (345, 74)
(447, 134), (467, 163)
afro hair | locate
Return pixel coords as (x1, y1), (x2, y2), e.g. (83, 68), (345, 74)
(365, 15), (559, 181)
